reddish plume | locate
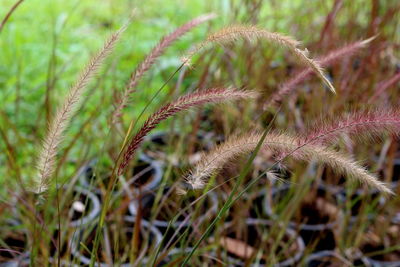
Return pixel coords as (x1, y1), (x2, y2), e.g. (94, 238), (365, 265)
(112, 14), (216, 123)
(369, 72), (400, 103)
(304, 109), (400, 145)
(117, 88), (257, 175)
(265, 37), (375, 108)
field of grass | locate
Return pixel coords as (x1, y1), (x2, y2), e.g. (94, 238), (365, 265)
(0, 0), (214, 185)
(1, 0), (400, 266)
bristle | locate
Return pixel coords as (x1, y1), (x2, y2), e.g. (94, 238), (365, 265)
(369, 72), (400, 103)
(183, 25), (335, 93)
(33, 26), (126, 194)
(206, 25), (301, 47)
(185, 131), (392, 195)
(117, 88), (257, 176)
(266, 38), (373, 108)
(304, 109), (400, 145)
(112, 14), (216, 123)
(265, 170), (287, 184)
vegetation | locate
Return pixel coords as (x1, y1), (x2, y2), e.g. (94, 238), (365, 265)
(1, 0), (399, 266)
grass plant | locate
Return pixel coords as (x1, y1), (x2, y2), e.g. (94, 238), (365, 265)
(1, 1), (399, 266)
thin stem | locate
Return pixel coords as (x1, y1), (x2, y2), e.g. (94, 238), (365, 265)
(89, 64), (185, 267)
(128, 63), (184, 134)
(0, 0), (25, 33)
(180, 128), (271, 266)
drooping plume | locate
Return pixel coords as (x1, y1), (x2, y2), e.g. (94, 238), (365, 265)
(304, 109), (400, 145)
(112, 13), (216, 123)
(117, 88), (258, 175)
(183, 25), (336, 93)
(369, 72), (400, 104)
(266, 37), (375, 108)
(34, 25), (126, 194)
(185, 131), (392, 195)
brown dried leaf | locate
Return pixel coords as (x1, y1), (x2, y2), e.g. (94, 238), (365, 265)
(220, 237), (255, 259)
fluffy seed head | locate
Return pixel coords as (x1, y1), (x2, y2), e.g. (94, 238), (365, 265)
(112, 13), (216, 123)
(369, 72), (400, 104)
(304, 109), (400, 145)
(183, 25), (335, 93)
(118, 88), (258, 176)
(34, 26), (126, 194)
(185, 131), (393, 195)
(266, 37), (374, 108)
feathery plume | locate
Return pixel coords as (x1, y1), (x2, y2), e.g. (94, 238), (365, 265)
(117, 88), (257, 175)
(183, 25), (336, 93)
(185, 131), (392, 195)
(34, 26), (126, 194)
(112, 13), (216, 123)
(266, 37), (375, 108)
(369, 72), (400, 104)
(304, 109), (400, 145)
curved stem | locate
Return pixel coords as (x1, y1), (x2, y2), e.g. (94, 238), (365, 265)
(0, 0), (25, 34)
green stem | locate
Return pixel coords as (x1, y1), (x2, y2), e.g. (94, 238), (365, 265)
(180, 128), (270, 266)
(89, 63), (185, 267)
